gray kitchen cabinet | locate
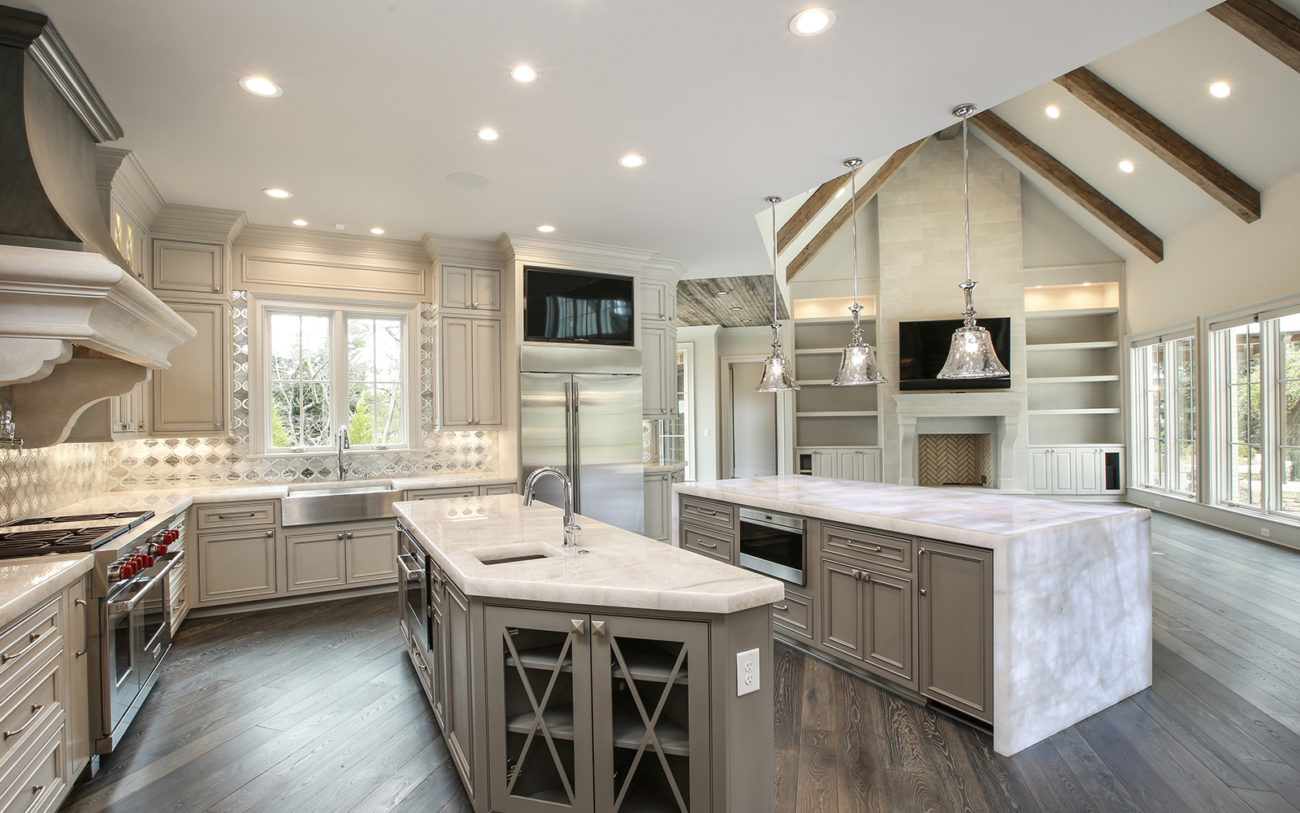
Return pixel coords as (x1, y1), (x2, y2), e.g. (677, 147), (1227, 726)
(285, 528), (346, 593)
(111, 382), (148, 436)
(917, 539), (993, 723)
(406, 486), (479, 500)
(429, 561), (448, 729)
(151, 238), (223, 294)
(771, 586), (813, 643)
(197, 527), (278, 604)
(345, 524), (398, 584)
(818, 557), (865, 661)
(644, 471), (672, 542)
(441, 266), (501, 312)
(286, 522), (396, 594)
(445, 580), (475, 796)
(439, 314), (503, 428)
(641, 321), (674, 419)
(818, 547), (915, 687)
(483, 483), (518, 496)
(152, 298), (229, 435)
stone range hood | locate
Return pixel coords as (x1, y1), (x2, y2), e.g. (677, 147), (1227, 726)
(0, 7), (194, 446)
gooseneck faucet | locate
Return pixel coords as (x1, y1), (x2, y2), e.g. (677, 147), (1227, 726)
(336, 427), (350, 481)
(522, 466), (581, 549)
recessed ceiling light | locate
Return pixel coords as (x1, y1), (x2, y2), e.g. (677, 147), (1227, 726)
(447, 171), (491, 188)
(715, 290), (730, 297)
(478, 127), (500, 141)
(618, 153), (647, 169)
(1209, 81), (1231, 99)
(1118, 160), (1135, 174)
(239, 76), (282, 98)
(263, 187), (292, 199)
(291, 218), (308, 227)
(741, 318), (752, 323)
(789, 8), (836, 37)
(369, 227), (385, 235)
(1044, 105), (1061, 119)
(511, 64), (537, 83)
(1082, 281), (1092, 287)
(730, 306), (744, 311)
(536, 225), (556, 233)
(335, 223), (346, 231)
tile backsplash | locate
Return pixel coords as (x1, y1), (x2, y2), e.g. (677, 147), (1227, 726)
(0, 291), (499, 521)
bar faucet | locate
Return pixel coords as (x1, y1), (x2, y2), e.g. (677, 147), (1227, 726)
(336, 427), (350, 481)
(522, 466), (581, 549)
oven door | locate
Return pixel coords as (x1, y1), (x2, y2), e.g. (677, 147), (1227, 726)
(134, 563), (173, 686)
(738, 508), (807, 586)
(103, 599), (137, 736)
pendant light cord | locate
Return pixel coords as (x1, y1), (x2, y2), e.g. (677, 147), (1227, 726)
(771, 200), (779, 329)
(849, 167), (859, 306)
(962, 110), (972, 285)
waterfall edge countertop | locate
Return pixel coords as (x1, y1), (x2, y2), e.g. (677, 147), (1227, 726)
(674, 475), (1150, 550)
(394, 495), (783, 614)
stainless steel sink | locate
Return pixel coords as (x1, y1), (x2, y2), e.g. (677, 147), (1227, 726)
(281, 480), (400, 526)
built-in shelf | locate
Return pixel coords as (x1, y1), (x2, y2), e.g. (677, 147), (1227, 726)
(1028, 375), (1120, 384)
(793, 348), (846, 356)
(1029, 408), (1121, 415)
(1024, 307), (1119, 320)
(507, 705), (576, 741)
(795, 411), (878, 418)
(796, 379), (836, 386)
(1026, 341), (1119, 352)
(506, 644), (572, 673)
(611, 707), (690, 756)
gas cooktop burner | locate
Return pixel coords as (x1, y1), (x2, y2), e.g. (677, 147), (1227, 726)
(0, 510), (154, 559)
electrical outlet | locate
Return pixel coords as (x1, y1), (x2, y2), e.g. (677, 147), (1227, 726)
(1260, 527), (1271, 538)
(736, 648), (760, 696)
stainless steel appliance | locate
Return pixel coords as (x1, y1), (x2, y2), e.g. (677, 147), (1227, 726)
(521, 346), (644, 534)
(738, 507), (806, 586)
(397, 525), (430, 656)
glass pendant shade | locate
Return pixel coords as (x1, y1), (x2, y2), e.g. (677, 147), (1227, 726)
(832, 308), (885, 385)
(756, 195), (799, 392)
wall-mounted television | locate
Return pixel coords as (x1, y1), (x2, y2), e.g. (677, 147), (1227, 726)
(898, 317), (1011, 390)
(523, 266), (635, 346)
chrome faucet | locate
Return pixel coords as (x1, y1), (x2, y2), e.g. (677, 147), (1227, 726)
(336, 427), (350, 481)
(0, 410), (21, 455)
(523, 466), (581, 549)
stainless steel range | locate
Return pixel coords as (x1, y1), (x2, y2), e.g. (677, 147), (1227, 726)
(0, 509), (185, 754)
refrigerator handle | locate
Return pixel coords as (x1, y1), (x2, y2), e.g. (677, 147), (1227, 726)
(564, 380), (575, 475)
(571, 380), (581, 513)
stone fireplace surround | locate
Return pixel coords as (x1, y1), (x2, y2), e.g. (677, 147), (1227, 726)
(894, 392), (1028, 492)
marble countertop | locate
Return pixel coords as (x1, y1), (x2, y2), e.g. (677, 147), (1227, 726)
(675, 476), (1149, 549)
(0, 554), (94, 629)
(643, 462), (686, 474)
(395, 495), (783, 614)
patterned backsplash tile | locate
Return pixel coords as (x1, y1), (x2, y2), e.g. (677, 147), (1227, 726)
(0, 443), (112, 524)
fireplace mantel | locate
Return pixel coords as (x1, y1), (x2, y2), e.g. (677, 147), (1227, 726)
(893, 392), (1028, 491)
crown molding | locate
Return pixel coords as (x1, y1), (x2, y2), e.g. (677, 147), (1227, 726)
(641, 258), (686, 282)
(504, 234), (660, 276)
(422, 234), (505, 269)
(237, 225), (429, 267)
(96, 148), (165, 226)
(150, 204), (248, 245)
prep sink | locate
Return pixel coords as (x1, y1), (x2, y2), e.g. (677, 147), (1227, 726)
(473, 542), (561, 566)
(281, 480), (400, 526)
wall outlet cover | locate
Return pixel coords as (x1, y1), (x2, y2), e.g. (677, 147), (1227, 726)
(736, 648), (759, 696)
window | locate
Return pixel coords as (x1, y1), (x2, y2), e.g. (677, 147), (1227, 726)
(1210, 307), (1300, 519)
(1132, 335), (1196, 497)
(658, 346), (694, 480)
(255, 300), (416, 453)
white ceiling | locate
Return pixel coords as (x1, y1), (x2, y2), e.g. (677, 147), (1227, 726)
(988, 2), (1300, 259)
(20, 0), (1213, 276)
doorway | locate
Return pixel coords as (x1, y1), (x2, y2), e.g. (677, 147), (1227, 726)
(724, 359), (777, 478)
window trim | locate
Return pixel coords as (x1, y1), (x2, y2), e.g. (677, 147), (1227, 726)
(1129, 331), (1197, 499)
(248, 294), (421, 456)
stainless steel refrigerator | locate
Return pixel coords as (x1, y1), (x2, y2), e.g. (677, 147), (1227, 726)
(521, 347), (644, 534)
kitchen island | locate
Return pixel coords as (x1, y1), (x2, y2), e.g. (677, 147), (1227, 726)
(394, 494), (783, 813)
(675, 476), (1151, 756)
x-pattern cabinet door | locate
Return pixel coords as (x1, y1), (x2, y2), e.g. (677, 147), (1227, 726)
(485, 606), (594, 813)
(590, 614), (710, 813)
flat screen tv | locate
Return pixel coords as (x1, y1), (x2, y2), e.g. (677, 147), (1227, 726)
(898, 317), (1011, 390)
(524, 266), (635, 346)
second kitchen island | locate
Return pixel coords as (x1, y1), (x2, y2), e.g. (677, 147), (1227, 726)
(394, 494), (783, 813)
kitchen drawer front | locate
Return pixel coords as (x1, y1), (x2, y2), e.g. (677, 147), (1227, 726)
(772, 589), (813, 642)
(405, 487), (478, 501)
(0, 600), (61, 693)
(195, 501), (276, 531)
(681, 525), (732, 563)
(0, 716), (64, 813)
(481, 483), (516, 496)
(0, 652), (59, 769)
(428, 560), (446, 613)
(821, 523), (913, 573)
(679, 496), (735, 531)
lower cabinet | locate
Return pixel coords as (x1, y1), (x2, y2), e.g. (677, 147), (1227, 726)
(405, 483), (518, 501)
(917, 539), (993, 723)
(445, 580), (475, 796)
(817, 555), (914, 686)
(798, 447), (881, 482)
(197, 527), (278, 604)
(643, 469), (684, 542)
(285, 523), (399, 594)
(1030, 446), (1123, 495)
(482, 606), (710, 813)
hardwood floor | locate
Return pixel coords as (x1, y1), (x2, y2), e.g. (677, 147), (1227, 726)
(62, 513), (1299, 813)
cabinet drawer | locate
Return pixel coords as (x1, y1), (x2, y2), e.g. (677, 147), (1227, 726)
(405, 487), (478, 501)
(682, 526), (732, 563)
(821, 524), (913, 573)
(0, 652), (58, 769)
(428, 561), (445, 613)
(0, 717), (64, 813)
(772, 590), (813, 642)
(481, 483), (516, 496)
(679, 496), (735, 531)
(195, 501), (276, 531)
(0, 600), (60, 692)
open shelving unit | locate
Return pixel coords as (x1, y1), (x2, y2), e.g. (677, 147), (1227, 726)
(791, 314), (880, 448)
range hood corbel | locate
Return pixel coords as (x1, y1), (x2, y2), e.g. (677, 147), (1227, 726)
(4, 350), (149, 447)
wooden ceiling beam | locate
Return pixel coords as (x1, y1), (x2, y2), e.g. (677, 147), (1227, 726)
(785, 137), (928, 282)
(1208, 0), (1300, 74)
(777, 169), (852, 254)
(972, 110), (1164, 263)
(1055, 67), (1260, 222)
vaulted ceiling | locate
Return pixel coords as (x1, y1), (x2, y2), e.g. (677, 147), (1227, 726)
(13, 0), (1212, 278)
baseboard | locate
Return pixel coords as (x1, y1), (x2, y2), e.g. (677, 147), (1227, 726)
(1126, 489), (1300, 552)
(188, 583), (398, 619)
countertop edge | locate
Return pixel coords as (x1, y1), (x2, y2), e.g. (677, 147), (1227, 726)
(0, 554), (95, 630)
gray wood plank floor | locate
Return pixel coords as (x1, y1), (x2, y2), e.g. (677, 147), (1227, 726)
(62, 513), (1300, 812)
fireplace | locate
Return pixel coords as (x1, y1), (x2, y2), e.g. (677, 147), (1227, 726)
(918, 433), (993, 487)
(893, 392), (1027, 491)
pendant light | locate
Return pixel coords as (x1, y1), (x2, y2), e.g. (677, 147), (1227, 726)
(937, 103), (1010, 380)
(755, 195), (799, 393)
(832, 157), (885, 386)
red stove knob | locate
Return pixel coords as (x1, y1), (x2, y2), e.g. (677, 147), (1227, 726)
(166, 530), (179, 543)
(116, 563), (133, 580)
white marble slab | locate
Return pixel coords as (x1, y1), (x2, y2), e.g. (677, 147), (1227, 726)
(395, 495), (783, 614)
(0, 554), (94, 629)
(677, 476), (1151, 756)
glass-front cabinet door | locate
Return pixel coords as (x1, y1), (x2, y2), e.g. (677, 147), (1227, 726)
(591, 615), (710, 813)
(485, 606), (594, 812)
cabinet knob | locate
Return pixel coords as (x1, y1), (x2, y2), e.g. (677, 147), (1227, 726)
(570, 619), (585, 635)
(919, 587), (928, 596)
(266, 530), (274, 537)
(592, 620), (607, 637)
(851, 569), (861, 580)
(346, 532), (354, 539)
(337, 533), (345, 540)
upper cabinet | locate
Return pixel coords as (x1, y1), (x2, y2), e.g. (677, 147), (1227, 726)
(152, 299), (230, 435)
(152, 239), (224, 295)
(640, 279), (676, 322)
(640, 277), (677, 420)
(439, 314), (503, 428)
(441, 266), (501, 312)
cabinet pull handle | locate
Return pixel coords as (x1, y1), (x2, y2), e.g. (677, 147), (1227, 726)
(1, 630), (47, 664)
(592, 620), (607, 637)
(773, 603), (789, 611)
(216, 512), (257, 519)
(848, 541), (883, 552)
(694, 540), (717, 549)
(74, 598), (87, 607)
(695, 507), (718, 515)
(3, 705), (44, 739)
(75, 649), (86, 658)
(570, 619), (586, 635)
(31, 785), (44, 795)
